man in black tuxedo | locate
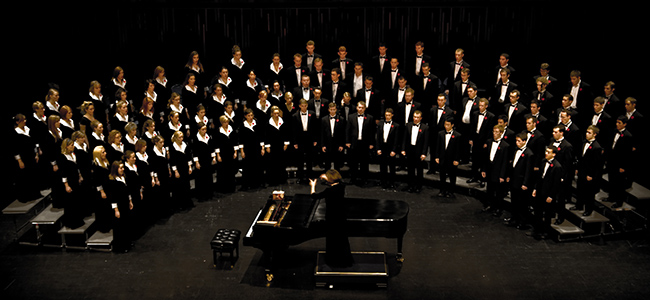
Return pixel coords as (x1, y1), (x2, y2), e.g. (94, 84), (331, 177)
(504, 90), (528, 134)
(434, 117), (462, 197)
(624, 97), (644, 141)
(449, 68), (476, 114)
(445, 48), (471, 93)
(309, 57), (329, 89)
(386, 58), (405, 94)
(529, 100), (551, 137)
(531, 146), (563, 239)
(607, 116), (635, 209)
(568, 70), (593, 124)
(368, 43), (392, 84)
(457, 84), (480, 163)
(387, 75), (408, 111)
(532, 63), (559, 97)
(491, 68), (518, 115)
(292, 99), (319, 183)
(309, 87), (329, 121)
(428, 94), (453, 173)
(323, 68), (348, 105)
(549, 124), (575, 224)
(331, 46), (354, 82)
(602, 81), (625, 118)
(507, 133), (535, 229)
(559, 109), (582, 158)
(494, 53), (516, 85)
(571, 125), (605, 216)
(345, 101), (375, 185)
(394, 88), (421, 127)
(348, 62), (367, 99)
(284, 53), (308, 91)
(321, 102), (347, 171)
(292, 74), (314, 105)
(553, 95), (579, 126)
(532, 77), (556, 117)
(481, 124), (511, 216)
(355, 76), (383, 122)
(523, 115), (547, 176)
(339, 92), (354, 121)
(414, 63), (441, 110)
(586, 97), (613, 146)
(376, 108), (401, 189)
(467, 98), (496, 185)
(409, 41), (432, 82)
(401, 110), (429, 193)
(301, 40), (322, 73)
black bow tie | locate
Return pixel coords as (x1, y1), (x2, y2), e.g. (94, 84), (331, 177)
(358, 114), (365, 117)
(366, 89), (372, 92)
(330, 116), (336, 120)
(416, 55), (423, 59)
(446, 131), (452, 135)
(303, 88), (309, 91)
(392, 70), (397, 72)
(385, 121), (392, 124)
(380, 56), (386, 59)
(307, 54), (313, 57)
(413, 123), (420, 127)
(399, 88), (405, 91)
(301, 112), (308, 115)
(332, 82), (338, 85)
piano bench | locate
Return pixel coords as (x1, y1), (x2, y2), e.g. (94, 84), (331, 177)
(211, 229), (241, 267)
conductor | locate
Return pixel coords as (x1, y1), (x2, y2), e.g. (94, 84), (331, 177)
(309, 169), (354, 267)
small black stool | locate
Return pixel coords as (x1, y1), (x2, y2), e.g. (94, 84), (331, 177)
(211, 229), (241, 267)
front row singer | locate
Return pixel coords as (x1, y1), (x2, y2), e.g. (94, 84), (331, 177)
(309, 169), (354, 267)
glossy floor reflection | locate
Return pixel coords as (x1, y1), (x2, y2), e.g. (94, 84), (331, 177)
(2, 179), (650, 300)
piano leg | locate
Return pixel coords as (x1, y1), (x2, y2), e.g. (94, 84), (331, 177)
(396, 236), (405, 262)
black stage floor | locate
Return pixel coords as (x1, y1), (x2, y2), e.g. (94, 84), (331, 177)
(2, 179), (650, 300)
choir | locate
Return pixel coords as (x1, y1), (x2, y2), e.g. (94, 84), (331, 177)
(10, 41), (646, 250)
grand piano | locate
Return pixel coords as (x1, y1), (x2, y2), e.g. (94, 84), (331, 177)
(243, 193), (409, 281)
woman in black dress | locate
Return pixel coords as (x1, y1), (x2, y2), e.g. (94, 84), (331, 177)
(91, 145), (111, 233)
(140, 119), (159, 156)
(106, 129), (125, 163)
(153, 66), (171, 113)
(105, 160), (134, 253)
(214, 115), (239, 193)
(264, 106), (290, 186)
(181, 72), (202, 116)
(169, 131), (194, 211)
(12, 114), (44, 202)
(192, 121), (216, 200)
(59, 105), (76, 140)
(309, 169), (354, 267)
(149, 135), (173, 218)
(58, 138), (86, 229)
(238, 108), (266, 190)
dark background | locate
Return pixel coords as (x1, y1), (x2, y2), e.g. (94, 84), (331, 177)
(6, 0), (645, 182)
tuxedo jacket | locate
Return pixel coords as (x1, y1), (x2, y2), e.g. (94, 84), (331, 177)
(602, 93), (624, 119)
(492, 81), (519, 105)
(607, 129), (634, 171)
(458, 96), (480, 125)
(309, 68), (330, 89)
(532, 75), (559, 94)
(524, 129), (547, 167)
(331, 58), (354, 80)
(562, 121), (582, 158)
(308, 98), (330, 120)
(385, 68), (405, 92)
(552, 106), (579, 125)
(354, 87), (384, 120)
(434, 129), (462, 166)
(567, 81), (593, 116)
(414, 73), (441, 109)
(531, 90), (556, 116)
(504, 102), (529, 134)
(625, 110), (644, 140)
(549, 138), (575, 178)
(534, 159), (563, 201)
(376, 120), (401, 154)
(386, 84), (408, 110)
(368, 54), (392, 81)
(447, 60), (470, 88)
(450, 80), (476, 113)
(345, 112), (376, 148)
(408, 53), (432, 81)
(576, 139), (605, 186)
(428, 105), (453, 133)
(585, 110), (613, 145)
(323, 80), (348, 105)
(401, 122), (429, 157)
(320, 114), (347, 150)
(508, 147), (535, 188)
(292, 109), (319, 146)
(394, 100), (422, 127)
(301, 52), (322, 72)
(469, 110), (497, 144)
(292, 86), (315, 105)
(284, 65), (309, 91)
(482, 138), (510, 182)
(532, 113), (551, 137)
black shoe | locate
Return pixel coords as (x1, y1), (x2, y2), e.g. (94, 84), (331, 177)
(582, 211), (593, 217)
(466, 178), (477, 183)
(554, 219), (564, 225)
(602, 197), (615, 203)
(611, 203), (622, 209)
(479, 182), (486, 188)
(569, 206), (582, 211)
